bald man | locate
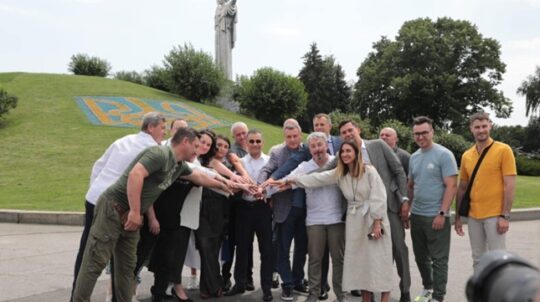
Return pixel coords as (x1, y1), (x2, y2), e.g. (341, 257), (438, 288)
(380, 127), (411, 177)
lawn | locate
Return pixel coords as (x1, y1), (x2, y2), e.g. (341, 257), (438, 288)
(0, 72), (284, 211)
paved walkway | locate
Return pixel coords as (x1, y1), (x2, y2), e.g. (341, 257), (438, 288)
(1, 221), (539, 302)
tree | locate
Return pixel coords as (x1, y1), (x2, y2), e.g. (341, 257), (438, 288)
(163, 43), (224, 103)
(352, 17), (512, 132)
(517, 66), (540, 117)
(68, 53), (111, 77)
(524, 116), (540, 152)
(114, 71), (144, 85)
(298, 43), (351, 131)
(236, 67), (308, 126)
(143, 65), (169, 91)
(0, 89), (18, 120)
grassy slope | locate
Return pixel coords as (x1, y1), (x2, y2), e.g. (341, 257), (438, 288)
(0, 72), (539, 211)
(0, 72), (283, 211)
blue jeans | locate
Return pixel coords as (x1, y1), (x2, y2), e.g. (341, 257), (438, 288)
(276, 206), (308, 289)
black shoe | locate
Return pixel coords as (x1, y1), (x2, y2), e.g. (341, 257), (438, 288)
(400, 292), (411, 302)
(351, 290), (362, 297)
(225, 285), (245, 296)
(293, 284), (309, 295)
(319, 289), (329, 300)
(246, 279), (255, 291)
(223, 279), (232, 292)
(280, 287), (293, 301)
(171, 288), (194, 302)
(263, 291), (273, 301)
(150, 286), (166, 302)
(324, 283), (331, 292)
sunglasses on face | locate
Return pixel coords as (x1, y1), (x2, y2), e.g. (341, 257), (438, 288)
(248, 139), (262, 144)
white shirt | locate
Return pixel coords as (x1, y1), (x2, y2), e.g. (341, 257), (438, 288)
(241, 153), (269, 201)
(361, 139), (371, 164)
(286, 156), (343, 226)
(85, 131), (158, 205)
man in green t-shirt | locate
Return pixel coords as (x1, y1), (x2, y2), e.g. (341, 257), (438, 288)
(73, 127), (231, 302)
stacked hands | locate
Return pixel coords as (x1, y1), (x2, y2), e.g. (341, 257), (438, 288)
(219, 176), (299, 201)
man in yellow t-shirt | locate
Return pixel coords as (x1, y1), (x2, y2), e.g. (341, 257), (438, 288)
(455, 112), (517, 272)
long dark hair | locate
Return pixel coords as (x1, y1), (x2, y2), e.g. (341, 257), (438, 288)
(336, 140), (365, 178)
(198, 129), (217, 167)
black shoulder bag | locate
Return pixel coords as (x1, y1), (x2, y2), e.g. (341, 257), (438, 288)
(458, 142), (494, 217)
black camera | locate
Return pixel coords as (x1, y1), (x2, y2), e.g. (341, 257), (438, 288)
(466, 250), (540, 302)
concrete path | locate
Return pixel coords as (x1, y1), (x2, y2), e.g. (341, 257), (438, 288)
(1, 221), (539, 302)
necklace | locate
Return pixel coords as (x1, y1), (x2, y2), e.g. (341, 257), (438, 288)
(351, 173), (359, 202)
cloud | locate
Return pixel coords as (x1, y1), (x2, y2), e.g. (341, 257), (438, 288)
(263, 25), (302, 38)
(0, 3), (44, 18)
(506, 37), (540, 51)
(497, 0), (540, 8)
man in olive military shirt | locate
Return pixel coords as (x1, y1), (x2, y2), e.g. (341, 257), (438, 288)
(73, 128), (231, 302)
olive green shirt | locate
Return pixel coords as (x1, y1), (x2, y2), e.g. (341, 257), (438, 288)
(103, 145), (192, 213)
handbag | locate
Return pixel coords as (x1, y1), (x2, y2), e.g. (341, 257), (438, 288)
(458, 141), (494, 217)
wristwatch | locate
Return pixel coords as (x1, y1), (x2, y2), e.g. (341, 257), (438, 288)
(499, 214), (510, 220)
(439, 210), (447, 216)
(401, 197), (409, 203)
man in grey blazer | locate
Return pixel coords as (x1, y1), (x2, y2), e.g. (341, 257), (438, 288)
(337, 120), (412, 302)
(258, 119), (308, 301)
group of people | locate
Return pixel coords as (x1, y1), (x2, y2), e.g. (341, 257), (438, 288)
(70, 110), (516, 302)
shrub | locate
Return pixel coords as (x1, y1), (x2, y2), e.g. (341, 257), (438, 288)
(68, 53), (111, 77)
(236, 67), (308, 126)
(515, 154), (540, 176)
(434, 132), (472, 163)
(143, 66), (169, 91)
(163, 44), (224, 102)
(113, 71), (144, 85)
(328, 109), (373, 139)
(0, 89), (18, 120)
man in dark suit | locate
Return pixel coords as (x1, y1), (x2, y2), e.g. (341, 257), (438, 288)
(338, 120), (411, 302)
(258, 119), (308, 301)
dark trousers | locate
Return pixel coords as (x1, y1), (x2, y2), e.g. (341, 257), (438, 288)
(151, 226), (192, 294)
(276, 206), (308, 289)
(221, 203), (254, 283)
(195, 233), (224, 295)
(70, 201), (95, 300)
(321, 244), (330, 290)
(234, 200), (273, 293)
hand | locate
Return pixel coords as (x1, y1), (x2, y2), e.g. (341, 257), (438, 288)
(124, 210), (142, 231)
(371, 220), (383, 240)
(261, 178), (275, 188)
(231, 174), (252, 184)
(221, 182), (234, 195)
(253, 186), (266, 200)
(454, 217), (465, 236)
(149, 217), (160, 235)
(277, 182), (292, 192)
(497, 217), (510, 234)
(400, 202), (410, 229)
(432, 215), (445, 230)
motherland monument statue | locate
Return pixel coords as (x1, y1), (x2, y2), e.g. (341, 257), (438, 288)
(215, 0), (237, 80)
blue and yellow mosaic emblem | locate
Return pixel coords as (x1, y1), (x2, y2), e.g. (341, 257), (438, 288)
(75, 96), (230, 129)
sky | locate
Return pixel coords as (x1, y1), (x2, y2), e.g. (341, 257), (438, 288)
(1, 0), (539, 126)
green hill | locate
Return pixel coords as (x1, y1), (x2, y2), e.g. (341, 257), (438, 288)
(0, 72), (284, 211)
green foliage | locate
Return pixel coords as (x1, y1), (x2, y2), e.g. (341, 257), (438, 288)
(0, 89), (18, 120)
(114, 70), (144, 85)
(298, 43), (351, 131)
(524, 116), (540, 152)
(163, 43), (224, 102)
(68, 53), (111, 77)
(378, 119), (413, 152)
(490, 124), (526, 150)
(517, 66), (540, 117)
(143, 65), (169, 91)
(434, 132), (471, 163)
(515, 155), (540, 176)
(236, 67), (308, 126)
(352, 17), (512, 131)
(328, 109), (373, 138)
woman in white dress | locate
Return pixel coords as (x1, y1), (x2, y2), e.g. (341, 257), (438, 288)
(288, 140), (393, 302)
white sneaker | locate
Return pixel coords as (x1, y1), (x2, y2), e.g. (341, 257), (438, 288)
(414, 289), (433, 302)
(186, 275), (199, 290)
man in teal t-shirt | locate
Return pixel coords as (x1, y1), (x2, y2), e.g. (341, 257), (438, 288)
(404, 116), (457, 302)
(73, 128), (231, 302)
